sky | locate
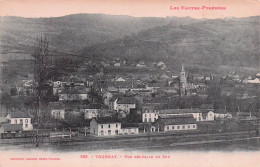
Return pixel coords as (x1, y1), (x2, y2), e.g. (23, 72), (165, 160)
(0, 0), (259, 18)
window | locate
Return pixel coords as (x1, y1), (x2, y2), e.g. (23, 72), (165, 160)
(167, 126), (169, 130)
(177, 126), (180, 129)
(101, 125), (103, 129)
(108, 130), (111, 135)
(108, 124), (111, 128)
(15, 119), (17, 124)
(172, 126), (174, 130)
(25, 119), (28, 123)
(144, 118), (147, 122)
(116, 124), (118, 128)
(145, 114), (146, 117)
(183, 125), (185, 129)
(25, 124), (28, 128)
(149, 118), (151, 122)
(20, 119), (23, 124)
(149, 114), (151, 117)
(188, 125), (190, 129)
(193, 125), (196, 129)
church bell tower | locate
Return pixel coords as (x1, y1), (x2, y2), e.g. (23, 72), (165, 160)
(180, 63), (187, 97)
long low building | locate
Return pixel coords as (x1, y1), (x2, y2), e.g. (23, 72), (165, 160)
(158, 108), (214, 121)
(0, 124), (23, 138)
(152, 115), (197, 132)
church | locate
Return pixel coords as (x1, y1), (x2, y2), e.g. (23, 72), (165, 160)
(179, 64), (191, 97)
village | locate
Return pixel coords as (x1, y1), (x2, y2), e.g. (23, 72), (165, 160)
(0, 51), (259, 143)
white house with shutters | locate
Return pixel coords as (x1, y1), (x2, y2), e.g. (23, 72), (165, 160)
(6, 112), (33, 131)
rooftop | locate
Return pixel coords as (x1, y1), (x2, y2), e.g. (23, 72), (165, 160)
(159, 108), (202, 114)
(8, 112), (30, 118)
(82, 103), (101, 109)
(0, 124), (23, 131)
(158, 115), (196, 125)
(117, 97), (136, 104)
(49, 102), (65, 110)
(92, 117), (121, 124)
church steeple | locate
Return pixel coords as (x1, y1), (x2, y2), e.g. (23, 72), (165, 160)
(180, 63), (187, 97)
(181, 63), (185, 72)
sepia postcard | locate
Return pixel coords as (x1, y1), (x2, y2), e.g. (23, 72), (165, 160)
(0, 0), (259, 167)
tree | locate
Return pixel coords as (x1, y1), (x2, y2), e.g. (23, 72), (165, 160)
(33, 35), (49, 100)
(32, 35), (50, 129)
(10, 87), (17, 96)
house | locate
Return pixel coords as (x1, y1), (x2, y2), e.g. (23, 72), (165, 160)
(99, 109), (116, 117)
(119, 124), (139, 135)
(115, 77), (126, 82)
(0, 116), (7, 123)
(162, 87), (178, 94)
(136, 63), (146, 68)
(53, 81), (65, 95)
(108, 97), (118, 110)
(200, 104), (215, 121)
(90, 117), (121, 136)
(214, 109), (232, 119)
(90, 117), (139, 136)
(142, 106), (159, 123)
(6, 112), (33, 131)
(146, 82), (162, 94)
(0, 124), (23, 138)
(157, 61), (166, 70)
(246, 78), (260, 84)
(158, 108), (214, 121)
(58, 88), (89, 101)
(49, 102), (65, 119)
(116, 97), (136, 114)
(159, 109), (202, 121)
(114, 62), (121, 67)
(159, 74), (170, 80)
(152, 115), (197, 132)
(80, 104), (101, 119)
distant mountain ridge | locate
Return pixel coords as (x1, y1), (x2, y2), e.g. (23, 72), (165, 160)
(0, 14), (259, 69)
(80, 16), (260, 68)
(0, 14), (197, 54)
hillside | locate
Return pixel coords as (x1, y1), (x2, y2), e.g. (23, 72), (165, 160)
(0, 14), (196, 54)
(81, 16), (260, 69)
